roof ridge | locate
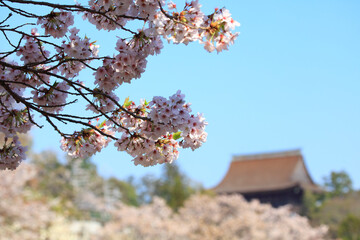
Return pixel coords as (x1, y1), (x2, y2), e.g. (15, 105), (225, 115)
(232, 149), (301, 162)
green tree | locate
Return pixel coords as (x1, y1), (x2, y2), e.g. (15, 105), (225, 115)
(107, 177), (139, 206)
(138, 163), (202, 211)
(301, 171), (358, 238)
(300, 190), (322, 218)
(31, 151), (74, 200)
(156, 164), (194, 211)
(324, 171), (353, 197)
(310, 191), (360, 238)
(338, 215), (360, 240)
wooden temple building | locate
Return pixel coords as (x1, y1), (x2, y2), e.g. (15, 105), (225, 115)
(213, 150), (321, 208)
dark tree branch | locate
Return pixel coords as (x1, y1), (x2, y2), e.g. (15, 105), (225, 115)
(2, 0), (145, 34)
(0, 12), (12, 25)
(0, 80), (118, 140)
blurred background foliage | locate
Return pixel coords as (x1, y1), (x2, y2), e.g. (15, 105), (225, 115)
(301, 170), (360, 239)
(3, 137), (358, 239)
(28, 147), (207, 217)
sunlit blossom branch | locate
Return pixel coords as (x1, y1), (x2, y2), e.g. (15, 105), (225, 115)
(1, 62), (133, 136)
(0, 0), (239, 169)
(1, 60), (152, 122)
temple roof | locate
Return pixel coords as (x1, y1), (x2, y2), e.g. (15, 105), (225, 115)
(213, 149), (320, 194)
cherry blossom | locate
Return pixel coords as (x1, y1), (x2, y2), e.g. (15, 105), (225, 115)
(0, 107), (32, 136)
(0, 136), (27, 170)
(37, 10), (74, 38)
(32, 81), (70, 113)
(60, 122), (113, 159)
(0, 0), (239, 169)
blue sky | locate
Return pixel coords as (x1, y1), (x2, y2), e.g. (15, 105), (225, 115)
(4, 0), (359, 188)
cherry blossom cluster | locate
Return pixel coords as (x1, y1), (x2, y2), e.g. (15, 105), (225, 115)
(37, 10), (74, 38)
(147, 91), (207, 151)
(61, 91), (207, 166)
(200, 8), (240, 53)
(150, 0), (204, 44)
(0, 65), (26, 104)
(16, 29), (50, 65)
(112, 90), (207, 166)
(135, 0), (163, 19)
(0, 136), (27, 170)
(115, 133), (181, 166)
(85, 89), (119, 113)
(84, 0), (133, 30)
(61, 28), (99, 59)
(94, 35), (162, 92)
(99, 38), (148, 86)
(0, 108), (32, 136)
(60, 121), (113, 159)
(31, 81), (70, 113)
(84, 0), (238, 53)
(1, 60), (51, 88)
(84, 0), (164, 30)
(56, 28), (99, 78)
(0, 63), (30, 169)
(150, 0), (239, 52)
